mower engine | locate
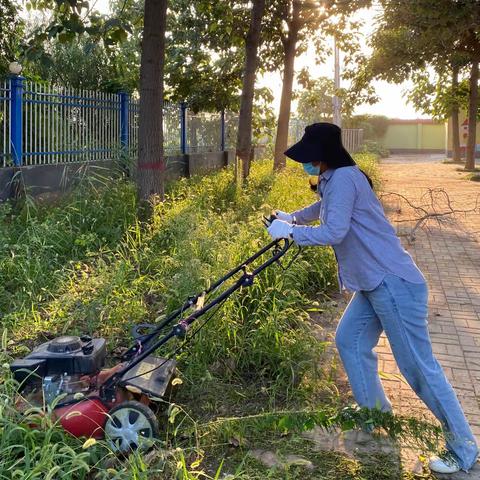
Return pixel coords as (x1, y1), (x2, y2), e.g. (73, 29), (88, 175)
(10, 335), (106, 404)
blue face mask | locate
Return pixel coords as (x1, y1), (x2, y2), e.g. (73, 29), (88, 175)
(303, 162), (320, 176)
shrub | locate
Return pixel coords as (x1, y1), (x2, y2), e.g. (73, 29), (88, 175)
(357, 140), (390, 159)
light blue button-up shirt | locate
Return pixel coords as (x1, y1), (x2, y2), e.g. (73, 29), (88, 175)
(291, 166), (425, 292)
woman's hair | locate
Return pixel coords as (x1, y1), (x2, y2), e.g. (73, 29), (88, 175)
(360, 169), (374, 189)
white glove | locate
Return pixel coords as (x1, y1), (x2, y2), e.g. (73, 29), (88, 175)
(267, 219), (294, 240)
(275, 210), (293, 223)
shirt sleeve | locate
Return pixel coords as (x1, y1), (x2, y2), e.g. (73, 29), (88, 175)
(291, 173), (357, 246)
(291, 201), (321, 225)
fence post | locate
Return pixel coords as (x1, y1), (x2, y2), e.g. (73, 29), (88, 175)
(220, 109), (226, 151)
(10, 75), (24, 166)
(180, 101), (187, 154)
(119, 91), (129, 153)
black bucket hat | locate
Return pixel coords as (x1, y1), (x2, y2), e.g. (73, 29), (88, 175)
(284, 122), (356, 168)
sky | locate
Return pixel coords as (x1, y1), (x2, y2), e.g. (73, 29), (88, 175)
(47, 0), (426, 119)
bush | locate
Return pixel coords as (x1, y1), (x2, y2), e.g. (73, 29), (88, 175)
(358, 140), (390, 159)
(344, 115), (390, 140)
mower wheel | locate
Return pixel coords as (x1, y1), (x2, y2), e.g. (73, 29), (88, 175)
(104, 400), (159, 453)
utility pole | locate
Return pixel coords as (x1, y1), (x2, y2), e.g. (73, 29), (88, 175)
(333, 36), (342, 127)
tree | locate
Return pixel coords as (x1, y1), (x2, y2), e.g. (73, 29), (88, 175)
(364, 0), (480, 170)
(271, 0), (370, 171)
(467, 60), (479, 169)
(236, 0), (266, 180)
(164, 0), (246, 112)
(272, 0), (302, 171)
(295, 76), (334, 124)
(406, 66), (470, 162)
(106, 0), (244, 108)
(28, 36), (114, 90)
(21, 1), (133, 67)
(136, 0), (168, 200)
(22, 0), (168, 198)
(0, 0), (23, 76)
(18, 1), (141, 92)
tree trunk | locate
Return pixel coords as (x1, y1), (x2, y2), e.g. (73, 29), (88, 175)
(466, 60), (479, 170)
(451, 65), (461, 163)
(273, 27), (298, 172)
(235, 0), (266, 181)
(137, 0), (168, 201)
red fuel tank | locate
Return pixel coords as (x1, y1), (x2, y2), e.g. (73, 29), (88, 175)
(55, 397), (109, 439)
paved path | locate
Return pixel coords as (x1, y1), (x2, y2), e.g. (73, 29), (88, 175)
(377, 155), (480, 448)
(381, 153), (446, 164)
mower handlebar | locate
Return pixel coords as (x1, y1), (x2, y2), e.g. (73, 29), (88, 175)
(122, 238), (293, 360)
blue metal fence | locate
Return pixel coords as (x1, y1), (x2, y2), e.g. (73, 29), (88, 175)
(23, 81), (121, 166)
(0, 79), (10, 166)
(0, 75), (230, 167)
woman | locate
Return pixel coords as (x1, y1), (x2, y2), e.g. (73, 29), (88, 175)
(267, 122), (478, 474)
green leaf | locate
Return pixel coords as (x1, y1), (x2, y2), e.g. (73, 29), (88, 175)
(83, 42), (96, 55)
(104, 18), (123, 31)
(109, 28), (128, 44)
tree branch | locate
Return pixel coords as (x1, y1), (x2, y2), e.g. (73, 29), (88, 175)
(380, 188), (480, 243)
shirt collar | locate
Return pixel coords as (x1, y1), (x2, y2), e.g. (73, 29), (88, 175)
(320, 169), (334, 182)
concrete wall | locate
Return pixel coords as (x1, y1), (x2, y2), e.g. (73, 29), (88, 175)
(378, 121), (446, 153)
(187, 151), (228, 176)
(422, 123), (446, 150)
(0, 151), (234, 201)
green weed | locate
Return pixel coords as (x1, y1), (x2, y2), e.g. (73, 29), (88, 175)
(0, 154), (444, 479)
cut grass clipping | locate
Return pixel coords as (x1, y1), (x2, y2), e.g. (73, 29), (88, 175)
(0, 155), (442, 479)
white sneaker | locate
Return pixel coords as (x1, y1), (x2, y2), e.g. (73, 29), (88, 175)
(429, 454), (461, 474)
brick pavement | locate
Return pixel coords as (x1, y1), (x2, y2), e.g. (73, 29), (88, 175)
(378, 156), (480, 444)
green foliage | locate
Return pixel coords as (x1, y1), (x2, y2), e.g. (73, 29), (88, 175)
(295, 76), (334, 124)
(28, 35), (115, 91)
(3, 160), (338, 392)
(164, 0), (245, 112)
(354, 153), (382, 189)
(357, 140), (390, 159)
(0, 0), (24, 76)
(252, 87), (277, 145)
(295, 73), (378, 124)
(406, 70), (471, 121)
(354, 0), (479, 121)
(368, 1), (477, 82)
(1, 155), (373, 378)
(20, 0), (133, 83)
(344, 114), (390, 140)
(0, 173), (137, 323)
(0, 154), (448, 478)
(200, 405), (442, 457)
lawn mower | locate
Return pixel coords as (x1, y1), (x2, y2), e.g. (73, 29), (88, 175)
(10, 233), (297, 452)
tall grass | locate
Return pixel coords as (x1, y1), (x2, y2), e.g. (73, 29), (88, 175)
(1, 155), (418, 479)
(0, 179), (137, 323)
(4, 159), (342, 392)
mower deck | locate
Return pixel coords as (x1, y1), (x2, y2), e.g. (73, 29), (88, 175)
(120, 355), (176, 398)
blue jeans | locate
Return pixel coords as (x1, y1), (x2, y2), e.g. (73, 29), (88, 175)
(335, 274), (478, 471)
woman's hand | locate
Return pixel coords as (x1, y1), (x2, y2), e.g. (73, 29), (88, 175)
(275, 210), (293, 223)
(267, 219), (294, 240)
